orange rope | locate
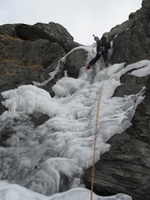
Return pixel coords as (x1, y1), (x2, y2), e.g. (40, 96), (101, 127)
(90, 66), (109, 200)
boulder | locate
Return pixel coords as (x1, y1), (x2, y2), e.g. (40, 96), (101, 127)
(0, 35), (65, 68)
(83, 132), (150, 200)
(142, 0), (150, 8)
(15, 22), (80, 52)
(64, 47), (88, 78)
(109, 1), (150, 64)
(0, 24), (18, 37)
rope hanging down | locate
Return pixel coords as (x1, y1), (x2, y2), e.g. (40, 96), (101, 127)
(90, 66), (109, 200)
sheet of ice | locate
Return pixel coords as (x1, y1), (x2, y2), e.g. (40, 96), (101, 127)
(129, 64), (150, 77)
(0, 58), (149, 200)
(118, 59), (150, 78)
(0, 181), (132, 200)
(1, 84), (59, 118)
(52, 77), (87, 97)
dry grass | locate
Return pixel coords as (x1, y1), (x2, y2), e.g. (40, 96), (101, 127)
(4, 71), (17, 77)
(0, 59), (45, 72)
(26, 64), (44, 71)
(0, 58), (24, 66)
(3, 34), (23, 42)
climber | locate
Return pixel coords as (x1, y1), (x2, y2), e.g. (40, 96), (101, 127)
(86, 33), (110, 70)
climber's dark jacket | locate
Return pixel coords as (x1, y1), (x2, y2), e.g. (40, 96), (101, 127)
(89, 37), (110, 66)
(96, 37), (110, 54)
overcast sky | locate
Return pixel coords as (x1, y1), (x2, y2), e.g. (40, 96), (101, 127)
(0, 0), (142, 45)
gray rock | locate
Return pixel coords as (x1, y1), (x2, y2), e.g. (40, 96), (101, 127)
(0, 23), (18, 37)
(0, 35), (65, 68)
(109, 0), (150, 64)
(142, 0), (150, 8)
(83, 133), (150, 200)
(64, 47), (88, 78)
(15, 22), (80, 52)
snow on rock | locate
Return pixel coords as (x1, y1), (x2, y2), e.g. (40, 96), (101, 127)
(129, 63), (150, 77)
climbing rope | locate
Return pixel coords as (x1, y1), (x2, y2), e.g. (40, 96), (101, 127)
(90, 66), (109, 200)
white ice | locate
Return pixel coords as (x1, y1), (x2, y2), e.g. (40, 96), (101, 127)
(0, 181), (132, 200)
(0, 45), (150, 200)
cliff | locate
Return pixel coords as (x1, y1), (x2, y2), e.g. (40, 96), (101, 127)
(0, 0), (150, 200)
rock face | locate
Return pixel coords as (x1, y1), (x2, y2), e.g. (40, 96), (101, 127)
(0, 22), (85, 116)
(63, 48), (88, 78)
(0, 22), (80, 69)
(109, 0), (150, 64)
(142, 0), (150, 8)
(0, 35), (65, 68)
(15, 22), (79, 52)
(0, 22), (82, 94)
(83, 133), (150, 199)
(0, 21), (89, 134)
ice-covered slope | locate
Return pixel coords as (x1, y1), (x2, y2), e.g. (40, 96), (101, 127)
(0, 55), (150, 199)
